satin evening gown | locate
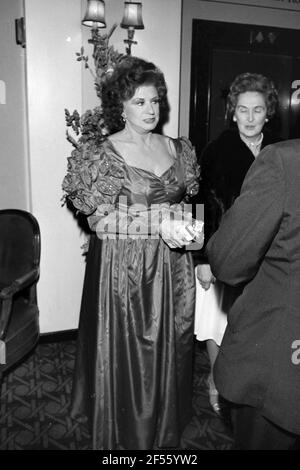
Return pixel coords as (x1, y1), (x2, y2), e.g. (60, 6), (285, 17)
(70, 137), (199, 450)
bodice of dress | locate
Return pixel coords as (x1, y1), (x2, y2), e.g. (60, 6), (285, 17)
(63, 136), (199, 213)
(62, 135), (200, 238)
(104, 139), (187, 207)
(83, 137), (200, 235)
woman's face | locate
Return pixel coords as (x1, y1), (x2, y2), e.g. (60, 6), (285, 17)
(234, 91), (267, 141)
(123, 85), (160, 133)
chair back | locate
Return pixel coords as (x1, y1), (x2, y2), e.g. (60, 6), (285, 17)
(0, 209), (40, 287)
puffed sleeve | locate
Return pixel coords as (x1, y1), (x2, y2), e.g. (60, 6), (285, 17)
(62, 140), (125, 234)
(178, 137), (200, 200)
(63, 141), (163, 236)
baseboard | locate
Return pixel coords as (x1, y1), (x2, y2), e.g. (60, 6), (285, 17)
(39, 329), (78, 343)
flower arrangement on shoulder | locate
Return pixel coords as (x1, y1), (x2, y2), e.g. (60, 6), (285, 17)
(62, 25), (125, 216)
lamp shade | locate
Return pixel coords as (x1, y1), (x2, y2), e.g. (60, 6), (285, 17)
(121, 2), (144, 29)
(82, 0), (106, 28)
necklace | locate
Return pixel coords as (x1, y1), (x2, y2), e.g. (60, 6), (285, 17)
(240, 132), (263, 157)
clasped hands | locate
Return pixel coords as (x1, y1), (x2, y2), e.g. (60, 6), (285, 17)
(159, 213), (204, 249)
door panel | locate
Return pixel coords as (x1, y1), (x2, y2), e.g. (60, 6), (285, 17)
(209, 49), (291, 141)
(190, 20), (300, 155)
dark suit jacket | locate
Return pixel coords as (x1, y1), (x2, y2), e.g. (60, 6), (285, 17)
(207, 139), (300, 435)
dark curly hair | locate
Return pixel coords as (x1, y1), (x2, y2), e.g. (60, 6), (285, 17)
(226, 72), (278, 119)
(101, 56), (169, 134)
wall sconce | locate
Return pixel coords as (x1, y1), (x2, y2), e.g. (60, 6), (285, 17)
(121, 2), (144, 56)
(82, 0), (106, 45)
(82, 0), (144, 55)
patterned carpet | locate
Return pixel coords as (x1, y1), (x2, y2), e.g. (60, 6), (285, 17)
(0, 336), (233, 450)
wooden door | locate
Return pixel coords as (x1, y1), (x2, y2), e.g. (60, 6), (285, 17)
(190, 20), (300, 155)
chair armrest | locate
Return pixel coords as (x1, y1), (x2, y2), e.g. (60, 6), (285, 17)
(0, 298), (13, 340)
(0, 268), (40, 300)
(0, 268), (40, 339)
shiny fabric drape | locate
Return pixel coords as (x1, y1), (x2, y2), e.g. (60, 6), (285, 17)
(70, 138), (198, 450)
(71, 235), (195, 450)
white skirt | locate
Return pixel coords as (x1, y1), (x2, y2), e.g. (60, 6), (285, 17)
(194, 267), (228, 346)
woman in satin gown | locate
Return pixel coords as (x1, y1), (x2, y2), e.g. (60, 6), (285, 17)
(63, 57), (203, 450)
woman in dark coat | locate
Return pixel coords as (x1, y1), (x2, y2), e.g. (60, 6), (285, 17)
(194, 72), (280, 414)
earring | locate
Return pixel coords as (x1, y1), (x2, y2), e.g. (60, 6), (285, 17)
(121, 113), (126, 122)
(233, 116), (237, 122)
(265, 118), (269, 122)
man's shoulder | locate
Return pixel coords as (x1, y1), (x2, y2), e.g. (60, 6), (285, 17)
(264, 138), (300, 153)
(258, 139), (300, 183)
(260, 139), (300, 163)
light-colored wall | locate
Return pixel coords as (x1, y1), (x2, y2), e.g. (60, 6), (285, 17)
(180, 0), (300, 136)
(25, 0), (85, 332)
(0, 0), (30, 210)
(25, 0), (182, 332)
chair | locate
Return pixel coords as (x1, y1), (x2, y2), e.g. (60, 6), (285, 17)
(0, 209), (40, 378)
